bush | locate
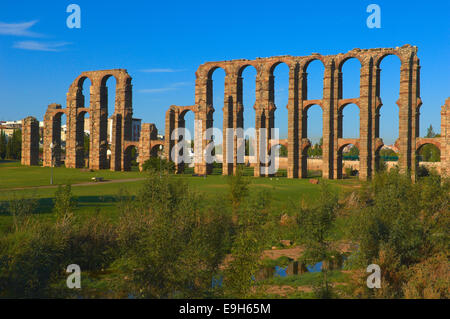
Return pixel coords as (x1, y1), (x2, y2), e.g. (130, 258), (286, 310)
(141, 157), (175, 173)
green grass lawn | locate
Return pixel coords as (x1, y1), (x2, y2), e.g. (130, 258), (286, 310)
(0, 160), (361, 234)
(0, 161), (143, 189)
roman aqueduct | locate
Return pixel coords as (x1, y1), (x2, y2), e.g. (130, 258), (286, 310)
(21, 45), (450, 180)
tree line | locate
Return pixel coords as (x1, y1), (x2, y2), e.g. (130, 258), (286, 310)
(0, 129), (21, 160)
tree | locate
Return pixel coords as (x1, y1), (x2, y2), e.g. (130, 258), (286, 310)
(228, 165), (250, 222)
(296, 182), (339, 298)
(6, 129), (21, 160)
(0, 131), (7, 159)
(425, 124), (436, 138)
(84, 133), (90, 156)
(113, 172), (232, 298)
(419, 144), (440, 162)
(348, 170), (450, 298)
(53, 185), (77, 223)
(308, 137), (323, 157)
(278, 145), (288, 157)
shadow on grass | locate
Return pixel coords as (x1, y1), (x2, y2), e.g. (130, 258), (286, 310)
(0, 195), (127, 216)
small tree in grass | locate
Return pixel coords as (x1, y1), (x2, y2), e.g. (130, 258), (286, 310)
(53, 184), (77, 223)
(296, 181), (339, 298)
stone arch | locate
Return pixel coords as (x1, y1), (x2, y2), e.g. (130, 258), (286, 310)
(123, 143), (139, 171)
(416, 139), (441, 163)
(376, 53), (402, 147)
(43, 106), (67, 167)
(337, 141), (360, 179)
(301, 57), (326, 100)
(337, 56), (362, 99)
(76, 109), (90, 168)
(150, 142), (164, 157)
(338, 102), (360, 139)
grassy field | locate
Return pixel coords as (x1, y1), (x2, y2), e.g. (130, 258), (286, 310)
(0, 160), (361, 233)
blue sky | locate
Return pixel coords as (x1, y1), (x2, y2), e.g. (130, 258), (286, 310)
(0, 0), (449, 145)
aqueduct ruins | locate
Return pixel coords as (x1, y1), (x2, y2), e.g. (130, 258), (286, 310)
(165, 44), (449, 180)
(21, 45), (449, 180)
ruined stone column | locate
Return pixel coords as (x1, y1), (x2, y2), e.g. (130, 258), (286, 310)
(110, 113), (122, 171)
(43, 104), (63, 167)
(371, 64), (382, 174)
(21, 116), (39, 166)
(397, 58), (415, 176)
(89, 85), (108, 170)
(299, 70), (309, 178)
(322, 59), (337, 179)
(410, 56), (421, 180)
(164, 107), (177, 164)
(258, 69), (275, 177)
(223, 73), (238, 175)
(358, 59), (373, 181)
(441, 98), (450, 178)
(287, 63), (299, 179)
(138, 123), (157, 171)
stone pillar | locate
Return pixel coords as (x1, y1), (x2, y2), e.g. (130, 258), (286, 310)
(165, 108), (177, 164)
(410, 57), (421, 180)
(110, 113), (122, 171)
(234, 75), (245, 174)
(358, 60), (373, 181)
(371, 64), (382, 174)
(323, 59), (337, 179)
(254, 109), (263, 177)
(257, 70), (275, 177)
(441, 98), (450, 178)
(89, 85), (108, 170)
(397, 59), (415, 176)
(43, 104), (63, 167)
(21, 116), (39, 166)
(223, 73), (238, 175)
(195, 106), (213, 175)
(299, 71), (308, 178)
(287, 64), (299, 178)
(138, 123), (157, 171)
(194, 75), (214, 175)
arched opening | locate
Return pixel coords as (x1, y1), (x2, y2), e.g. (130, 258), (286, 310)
(179, 109), (196, 174)
(53, 112), (66, 167)
(339, 103), (360, 138)
(273, 143), (288, 177)
(80, 77), (92, 108)
(304, 59), (324, 100)
(338, 143), (359, 179)
(375, 144), (399, 173)
(272, 62), (289, 140)
(378, 55), (401, 146)
(340, 57), (361, 99)
(240, 65), (257, 176)
(123, 145), (138, 172)
(77, 111), (90, 168)
(103, 76), (117, 154)
(416, 143), (441, 177)
(417, 144), (441, 162)
(150, 144), (164, 158)
(209, 67), (225, 170)
(304, 104), (323, 177)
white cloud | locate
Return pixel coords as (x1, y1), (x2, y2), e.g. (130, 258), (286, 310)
(138, 82), (192, 94)
(138, 87), (177, 93)
(139, 68), (186, 73)
(13, 41), (71, 52)
(0, 20), (42, 37)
